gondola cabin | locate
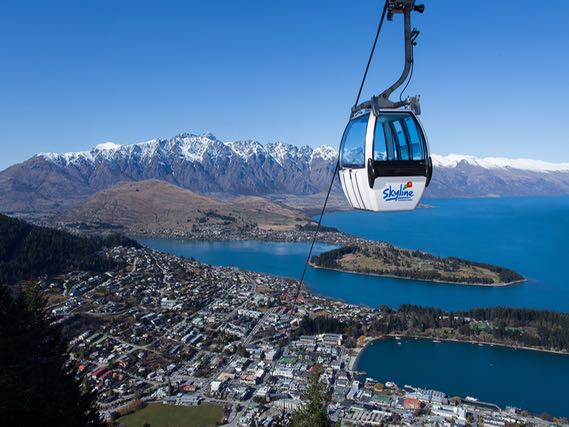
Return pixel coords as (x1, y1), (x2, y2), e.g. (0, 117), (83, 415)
(339, 108), (432, 212)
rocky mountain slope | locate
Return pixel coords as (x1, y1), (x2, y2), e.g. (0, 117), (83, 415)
(0, 133), (336, 218)
(427, 154), (569, 198)
(1, 131), (568, 219)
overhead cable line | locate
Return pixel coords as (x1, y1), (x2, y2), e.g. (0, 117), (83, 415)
(287, 0), (390, 321)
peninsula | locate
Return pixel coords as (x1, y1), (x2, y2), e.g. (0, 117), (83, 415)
(56, 180), (524, 287)
(310, 243), (524, 286)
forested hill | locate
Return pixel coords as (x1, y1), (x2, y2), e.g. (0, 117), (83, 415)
(295, 305), (569, 352)
(0, 214), (138, 284)
(310, 244), (524, 286)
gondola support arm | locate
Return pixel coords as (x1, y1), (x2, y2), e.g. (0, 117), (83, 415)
(353, 0), (424, 115)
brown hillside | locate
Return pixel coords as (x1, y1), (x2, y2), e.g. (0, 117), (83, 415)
(60, 180), (309, 235)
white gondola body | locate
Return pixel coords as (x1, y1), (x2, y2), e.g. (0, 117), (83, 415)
(339, 109), (430, 212)
(340, 170), (427, 212)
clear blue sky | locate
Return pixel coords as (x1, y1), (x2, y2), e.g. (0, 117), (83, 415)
(1, 0), (568, 171)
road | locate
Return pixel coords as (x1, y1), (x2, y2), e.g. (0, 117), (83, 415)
(243, 306), (277, 346)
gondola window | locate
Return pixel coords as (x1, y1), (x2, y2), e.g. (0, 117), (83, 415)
(340, 114), (369, 169)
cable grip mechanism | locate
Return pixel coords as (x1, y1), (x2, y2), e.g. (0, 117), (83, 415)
(353, 0), (425, 115)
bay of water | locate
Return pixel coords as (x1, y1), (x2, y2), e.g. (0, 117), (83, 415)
(135, 196), (569, 417)
(138, 197), (569, 312)
(356, 337), (569, 417)
(318, 196), (569, 312)
(133, 238), (336, 279)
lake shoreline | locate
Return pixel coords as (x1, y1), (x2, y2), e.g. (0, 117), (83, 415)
(353, 334), (569, 418)
(355, 334), (569, 370)
(133, 231), (526, 288)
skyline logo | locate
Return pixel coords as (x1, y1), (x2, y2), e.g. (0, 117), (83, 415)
(383, 182), (414, 202)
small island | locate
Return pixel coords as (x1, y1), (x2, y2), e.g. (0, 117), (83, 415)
(310, 243), (524, 286)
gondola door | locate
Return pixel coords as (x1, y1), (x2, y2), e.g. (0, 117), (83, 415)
(339, 112), (376, 211)
(364, 110), (429, 212)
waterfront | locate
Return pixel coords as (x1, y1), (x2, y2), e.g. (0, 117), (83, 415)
(133, 238), (336, 280)
(137, 197), (569, 312)
(40, 238), (569, 424)
(136, 196), (569, 419)
(355, 337), (569, 417)
(320, 196), (569, 311)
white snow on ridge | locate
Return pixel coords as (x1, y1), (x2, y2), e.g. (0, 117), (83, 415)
(432, 153), (569, 173)
(225, 140), (265, 160)
(311, 145), (338, 162)
(39, 150), (94, 165)
(266, 141), (294, 165)
(174, 135), (213, 162)
(94, 142), (121, 151)
(35, 133), (569, 174)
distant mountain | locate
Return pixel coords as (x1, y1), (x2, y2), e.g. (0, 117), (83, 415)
(0, 133), (336, 218)
(1, 132), (568, 218)
(428, 154), (569, 198)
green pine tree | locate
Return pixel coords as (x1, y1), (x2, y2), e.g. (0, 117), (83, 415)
(291, 365), (334, 427)
(0, 285), (103, 426)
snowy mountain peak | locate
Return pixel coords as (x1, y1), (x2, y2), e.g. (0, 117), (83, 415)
(94, 142), (121, 151)
(36, 133), (326, 169)
(312, 145), (338, 162)
(7, 131), (569, 217)
(225, 140), (266, 159)
(432, 154), (569, 173)
(35, 132), (569, 174)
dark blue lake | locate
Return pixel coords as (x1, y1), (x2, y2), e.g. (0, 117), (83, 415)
(137, 196), (569, 312)
(133, 238), (336, 279)
(318, 196), (569, 312)
(356, 337), (569, 417)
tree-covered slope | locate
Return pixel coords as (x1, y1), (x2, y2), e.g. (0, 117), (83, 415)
(0, 285), (103, 426)
(311, 244), (524, 285)
(0, 214), (137, 284)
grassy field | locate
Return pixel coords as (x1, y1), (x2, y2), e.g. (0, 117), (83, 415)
(118, 403), (225, 427)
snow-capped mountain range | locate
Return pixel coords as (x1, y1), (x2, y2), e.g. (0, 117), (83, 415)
(431, 153), (569, 173)
(1, 131), (568, 217)
(37, 134), (569, 173)
(39, 133), (338, 168)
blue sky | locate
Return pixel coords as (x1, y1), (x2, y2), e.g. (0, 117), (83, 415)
(1, 0), (568, 170)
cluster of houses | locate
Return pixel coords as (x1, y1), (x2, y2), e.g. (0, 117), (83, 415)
(42, 245), (562, 426)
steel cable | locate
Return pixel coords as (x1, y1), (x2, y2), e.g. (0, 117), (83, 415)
(287, 0), (390, 321)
